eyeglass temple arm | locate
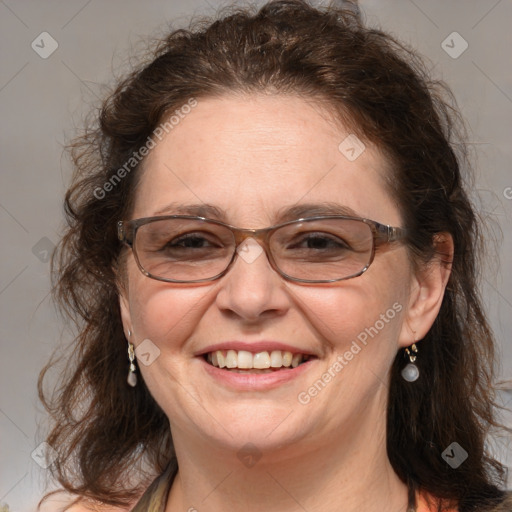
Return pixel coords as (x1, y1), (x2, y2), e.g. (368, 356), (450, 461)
(388, 225), (406, 242)
(374, 223), (407, 243)
(117, 221), (132, 245)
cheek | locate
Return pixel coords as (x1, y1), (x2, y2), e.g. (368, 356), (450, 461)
(289, 267), (408, 357)
(126, 263), (216, 350)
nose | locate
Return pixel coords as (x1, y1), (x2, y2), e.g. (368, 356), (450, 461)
(215, 238), (291, 322)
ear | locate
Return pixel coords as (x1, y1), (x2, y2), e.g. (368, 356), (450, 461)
(116, 269), (133, 340)
(398, 233), (454, 347)
(119, 291), (133, 340)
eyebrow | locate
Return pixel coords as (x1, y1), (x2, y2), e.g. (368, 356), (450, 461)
(276, 203), (361, 221)
(152, 203), (228, 221)
(151, 202), (362, 223)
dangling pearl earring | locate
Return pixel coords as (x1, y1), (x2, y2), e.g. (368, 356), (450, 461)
(127, 330), (137, 387)
(402, 342), (419, 382)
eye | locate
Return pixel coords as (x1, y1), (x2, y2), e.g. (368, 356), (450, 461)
(165, 233), (218, 249)
(287, 232), (351, 251)
(158, 231), (225, 255)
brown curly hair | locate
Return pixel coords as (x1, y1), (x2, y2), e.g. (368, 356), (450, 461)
(39, 1), (511, 511)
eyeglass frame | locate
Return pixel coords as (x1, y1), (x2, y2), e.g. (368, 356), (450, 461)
(117, 214), (408, 284)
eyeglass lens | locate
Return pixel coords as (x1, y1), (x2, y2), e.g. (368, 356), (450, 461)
(133, 218), (374, 282)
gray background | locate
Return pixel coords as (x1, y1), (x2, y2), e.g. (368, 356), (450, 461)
(0, 1), (511, 510)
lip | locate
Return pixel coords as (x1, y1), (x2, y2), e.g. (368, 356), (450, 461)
(199, 355), (317, 391)
(195, 341), (317, 357)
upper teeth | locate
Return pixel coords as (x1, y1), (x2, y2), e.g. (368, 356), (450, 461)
(207, 350), (307, 369)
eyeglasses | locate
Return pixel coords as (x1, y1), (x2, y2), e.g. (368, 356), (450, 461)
(117, 215), (407, 284)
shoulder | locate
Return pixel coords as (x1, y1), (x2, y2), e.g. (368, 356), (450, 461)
(417, 492), (457, 512)
(67, 505), (129, 512)
(418, 490), (512, 512)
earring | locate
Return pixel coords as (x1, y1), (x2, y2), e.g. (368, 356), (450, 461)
(127, 330), (137, 387)
(401, 342), (419, 382)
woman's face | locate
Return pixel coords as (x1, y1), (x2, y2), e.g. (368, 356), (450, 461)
(119, 94), (417, 458)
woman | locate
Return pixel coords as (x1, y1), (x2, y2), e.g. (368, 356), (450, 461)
(39, 1), (511, 511)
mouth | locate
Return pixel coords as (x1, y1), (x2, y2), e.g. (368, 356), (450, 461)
(203, 349), (316, 373)
(196, 342), (319, 390)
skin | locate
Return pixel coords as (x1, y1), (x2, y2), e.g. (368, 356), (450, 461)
(118, 94), (452, 512)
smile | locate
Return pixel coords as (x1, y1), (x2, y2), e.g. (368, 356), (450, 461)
(205, 349), (314, 372)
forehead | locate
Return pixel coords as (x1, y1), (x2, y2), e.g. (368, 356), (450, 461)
(132, 94), (401, 227)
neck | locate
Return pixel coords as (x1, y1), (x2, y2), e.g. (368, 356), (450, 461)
(165, 398), (410, 512)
